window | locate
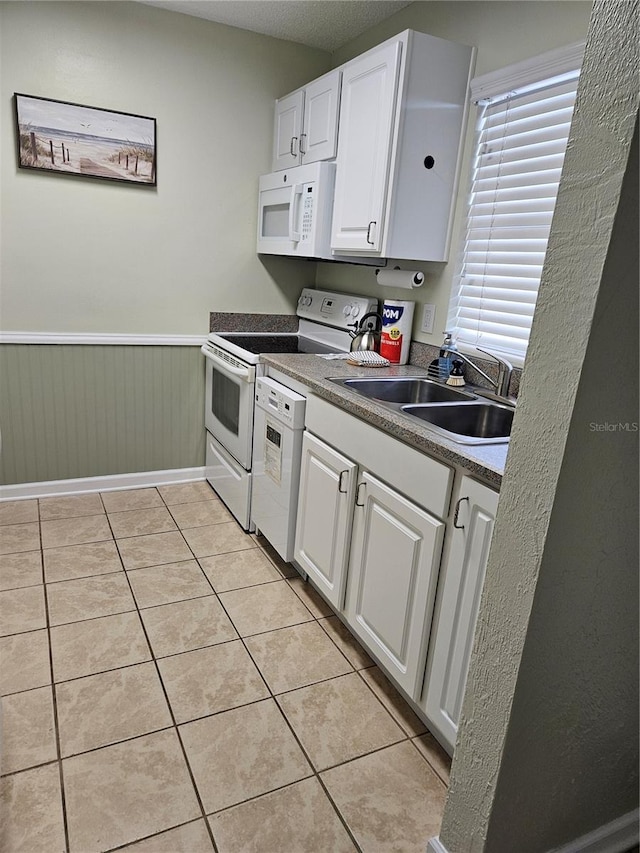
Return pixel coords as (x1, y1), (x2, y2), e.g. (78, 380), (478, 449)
(447, 43), (584, 366)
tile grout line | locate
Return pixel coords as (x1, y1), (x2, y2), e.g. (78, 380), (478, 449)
(208, 578), (365, 853)
(101, 818), (210, 853)
(150, 507), (364, 851)
(38, 497), (72, 853)
(206, 530), (414, 851)
(157, 504), (302, 851)
(107, 489), (222, 853)
(287, 577), (452, 786)
(406, 738), (450, 790)
(262, 555), (452, 789)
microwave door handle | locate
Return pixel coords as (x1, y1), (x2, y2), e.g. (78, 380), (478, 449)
(200, 345), (255, 382)
(288, 184), (304, 243)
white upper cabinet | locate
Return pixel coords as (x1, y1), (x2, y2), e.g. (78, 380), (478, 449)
(330, 40), (402, 254)
(331, 29), (475, 262)
(300, 71), (341, 165)
(272, 90), (304, 171)
(272, 70), (341, 171)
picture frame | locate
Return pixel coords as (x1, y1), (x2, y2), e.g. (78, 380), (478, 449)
(14, 93), (156, 186)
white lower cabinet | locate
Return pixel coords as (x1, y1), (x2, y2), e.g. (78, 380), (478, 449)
(294, 396), (453, 703)
(294, 431), (357, 610)
(421, 476), (499, 751)
(295, 432), (446, 696)
(294, 396), (503, 756)
(345, 471), (444, 696)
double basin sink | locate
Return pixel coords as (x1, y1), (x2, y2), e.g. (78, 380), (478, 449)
(329, 377), (514, 445)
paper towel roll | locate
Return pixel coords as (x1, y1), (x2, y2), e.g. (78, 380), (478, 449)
(375, 268), (424, 289)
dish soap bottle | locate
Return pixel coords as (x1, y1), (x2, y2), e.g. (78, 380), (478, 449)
(438, 332), (455, 380)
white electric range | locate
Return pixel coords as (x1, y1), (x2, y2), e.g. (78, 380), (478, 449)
(201, 287), (378, 530)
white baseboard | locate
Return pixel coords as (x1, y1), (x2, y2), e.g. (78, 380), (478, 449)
(0, 467), (207, 501)
(426, 809), (639, 853)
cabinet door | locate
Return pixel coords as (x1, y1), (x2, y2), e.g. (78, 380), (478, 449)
(422, 477), (499, 751)
(272, 89), (304, 171)
(300, 70), (341, 165)
(294, 432), (356, 610)
(330, 39), (401, 254)
(345, 471), (444, 697)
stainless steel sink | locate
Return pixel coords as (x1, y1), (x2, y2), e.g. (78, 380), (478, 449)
(330, 377), (477, 405)
(401, 403), (513, 444)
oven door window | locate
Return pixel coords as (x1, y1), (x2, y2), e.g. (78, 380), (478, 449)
(211, 368), (240, 435)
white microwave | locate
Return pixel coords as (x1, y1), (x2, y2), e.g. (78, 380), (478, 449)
(256, 161), (336, 258)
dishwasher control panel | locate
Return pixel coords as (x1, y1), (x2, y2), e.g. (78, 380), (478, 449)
(255, 378), (305, 429)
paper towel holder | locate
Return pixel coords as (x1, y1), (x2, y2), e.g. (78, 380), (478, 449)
(375, 266), (424, 289)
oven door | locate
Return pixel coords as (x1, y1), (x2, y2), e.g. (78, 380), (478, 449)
(201, 344), (255, 469)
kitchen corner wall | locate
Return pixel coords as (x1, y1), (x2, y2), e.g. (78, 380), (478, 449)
(0, 1), (329, 485)
(439, 0), (639, 843)
(315, 1), (593, 348)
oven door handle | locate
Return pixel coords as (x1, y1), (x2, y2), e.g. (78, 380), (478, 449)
(200, 345), (256, 382)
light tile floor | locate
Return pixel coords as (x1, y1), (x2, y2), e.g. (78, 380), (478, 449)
(0, 482), (451, 853)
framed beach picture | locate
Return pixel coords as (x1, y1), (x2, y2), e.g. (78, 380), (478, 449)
(14, 93), (156, 186)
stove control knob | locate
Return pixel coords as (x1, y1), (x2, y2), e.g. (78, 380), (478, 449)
(300, 295), (312, 307)
(350, 306), (361, 319)
(342, 304), (353, 317)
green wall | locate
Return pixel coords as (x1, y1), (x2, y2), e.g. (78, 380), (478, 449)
(0, 345), (205, 485)
(0, 1), (327, 334)
(0, 0), (328, 487)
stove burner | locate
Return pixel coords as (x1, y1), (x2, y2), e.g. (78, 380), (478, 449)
(219, 334), (338, 355)
(221, 334), (299, 354)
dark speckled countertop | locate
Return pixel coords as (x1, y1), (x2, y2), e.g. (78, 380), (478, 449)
(208, 311), (514, 487)
(262, 353), (509, 488)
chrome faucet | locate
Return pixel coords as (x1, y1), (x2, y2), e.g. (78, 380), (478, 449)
(445, 346), (513, 398)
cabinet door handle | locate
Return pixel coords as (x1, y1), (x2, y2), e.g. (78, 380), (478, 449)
(338, 469), (349, 494)
(355, 481), (366, 507)
(299, 132), (307, 155)
(366, 221), (376, 245)
(290, 136), (298, 157)
(453, 496), (469, 529)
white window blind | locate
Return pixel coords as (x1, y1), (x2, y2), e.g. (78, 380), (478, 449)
(448, 61), (581, 366)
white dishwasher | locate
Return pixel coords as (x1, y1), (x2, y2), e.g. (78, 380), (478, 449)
(251, 377), (306, 563)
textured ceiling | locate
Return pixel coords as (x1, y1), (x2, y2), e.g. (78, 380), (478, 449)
(138, 1), (414, 52)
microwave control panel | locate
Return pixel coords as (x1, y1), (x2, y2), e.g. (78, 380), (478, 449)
(300, 185), (314, 242)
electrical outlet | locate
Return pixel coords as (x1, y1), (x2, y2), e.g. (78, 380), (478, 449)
(421, 304), (436, 334)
